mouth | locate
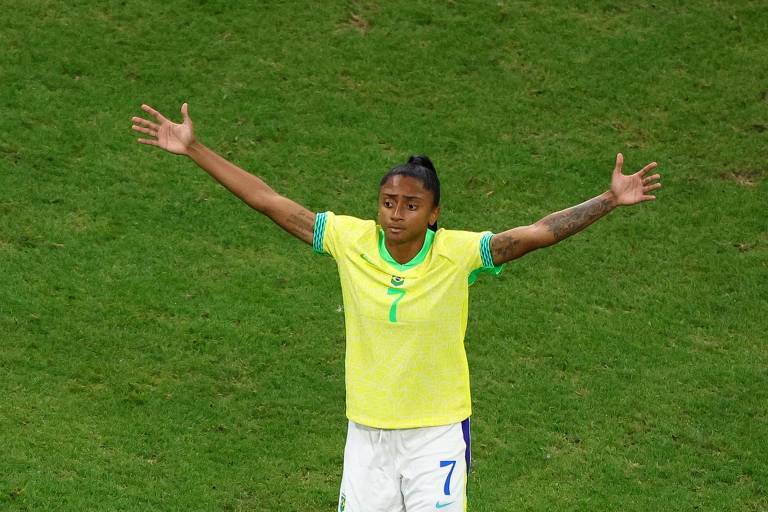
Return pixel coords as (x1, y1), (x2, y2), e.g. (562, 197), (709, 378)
(387, 226), (405, 234)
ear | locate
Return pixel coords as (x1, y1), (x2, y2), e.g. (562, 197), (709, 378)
(429, 206), (441, 226)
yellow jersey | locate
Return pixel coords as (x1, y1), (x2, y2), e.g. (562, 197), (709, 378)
(313, 211), (502, 429)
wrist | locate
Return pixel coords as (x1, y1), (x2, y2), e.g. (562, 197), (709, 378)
(186, 140), (204, 159)
(601, 190), (619, 209)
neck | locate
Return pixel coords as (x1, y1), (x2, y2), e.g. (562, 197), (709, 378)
(385, 231), (427, 264)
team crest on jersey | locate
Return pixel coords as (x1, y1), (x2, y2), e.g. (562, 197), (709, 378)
(390, 275), (405, 287)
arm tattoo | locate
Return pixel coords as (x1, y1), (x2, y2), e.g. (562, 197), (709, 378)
(286, 211), (315, 239)
(542, 197), (613, 241)
(491, 231), (521, 263)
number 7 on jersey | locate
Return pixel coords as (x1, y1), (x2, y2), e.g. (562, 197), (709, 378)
(386, 287), (406, 323)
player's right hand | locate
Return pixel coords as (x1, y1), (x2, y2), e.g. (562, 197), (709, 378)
(132, 103), (195, 156)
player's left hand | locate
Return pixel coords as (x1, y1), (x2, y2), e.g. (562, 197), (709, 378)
(131, 103), (195, 156)
(609, 153), (662, 206)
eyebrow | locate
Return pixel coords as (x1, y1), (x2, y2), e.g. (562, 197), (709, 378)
(381, 193), (424, 201)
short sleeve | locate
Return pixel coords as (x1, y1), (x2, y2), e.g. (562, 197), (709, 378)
(468, 231), (503, 285)
(312, 211), (371, 259)
(312, 211), (331, 255)
(433, 229), (504, 284)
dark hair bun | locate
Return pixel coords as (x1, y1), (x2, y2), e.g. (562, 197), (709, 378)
(380, 154), (441, 213)
(408, 155), (436, 174)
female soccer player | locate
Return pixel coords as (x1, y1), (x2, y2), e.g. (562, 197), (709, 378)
(132, 103), (661, 511)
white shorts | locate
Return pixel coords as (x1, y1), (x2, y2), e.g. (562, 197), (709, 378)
(338, 419), (471, 512)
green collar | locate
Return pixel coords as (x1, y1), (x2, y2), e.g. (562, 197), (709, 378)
(378, 228), (435, 272)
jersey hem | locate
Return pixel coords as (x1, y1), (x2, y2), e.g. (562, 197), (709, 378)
(347, 411), (472, 430)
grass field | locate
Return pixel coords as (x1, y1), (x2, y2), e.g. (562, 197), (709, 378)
(1, 1), (766, 510)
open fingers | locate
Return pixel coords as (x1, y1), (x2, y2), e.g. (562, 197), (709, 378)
(643, 173), (661, 183)
(132, 116), (160, 131)
(642, 173), (661, 184)
(643, 182), (662, 194)
(181, 102), (190, 124)
(137, 138), (159, 147)
(613, 153), (624, 174)
(131, 124), (157, 137)
(141, 104), (168, 123)
(635, 161), (658, 177)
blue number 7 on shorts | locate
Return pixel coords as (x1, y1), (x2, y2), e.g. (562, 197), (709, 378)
(439, 460), (456, 495)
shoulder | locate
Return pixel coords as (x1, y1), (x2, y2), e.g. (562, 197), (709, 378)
(332, 213), (374, 233)
(323, 212), (375, 240)
(433, 227), (497, 274)
(433, 228), (485, 262)
(433, 228), (484, 251)
(317, 211), (371, 228)
(315, 211), (376, 255)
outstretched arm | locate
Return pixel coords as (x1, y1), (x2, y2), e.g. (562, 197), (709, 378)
(131, 103), (315, 245)
(490, 154), (661, 265)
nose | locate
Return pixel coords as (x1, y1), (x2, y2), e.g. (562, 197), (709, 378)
(391, 202), (405, 221)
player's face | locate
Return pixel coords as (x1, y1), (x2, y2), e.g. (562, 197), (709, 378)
(378, 175), (440, 244)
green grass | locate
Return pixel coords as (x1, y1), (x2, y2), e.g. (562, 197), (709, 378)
(1, 0), (766, 510)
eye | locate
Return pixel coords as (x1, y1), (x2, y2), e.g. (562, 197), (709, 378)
(408, 204), (417, 210)
(383, 200), (393, 208)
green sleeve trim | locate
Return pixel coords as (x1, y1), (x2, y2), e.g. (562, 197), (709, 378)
(468, 264), (503, 285)
(469, 231), (503, 285)
(480, 232), (494, 267)
(312, 212), (328, 254)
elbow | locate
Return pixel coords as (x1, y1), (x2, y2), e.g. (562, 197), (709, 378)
(527, 222), (557, 250)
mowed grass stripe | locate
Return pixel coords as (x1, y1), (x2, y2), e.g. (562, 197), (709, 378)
(1, 1), (766, 510)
